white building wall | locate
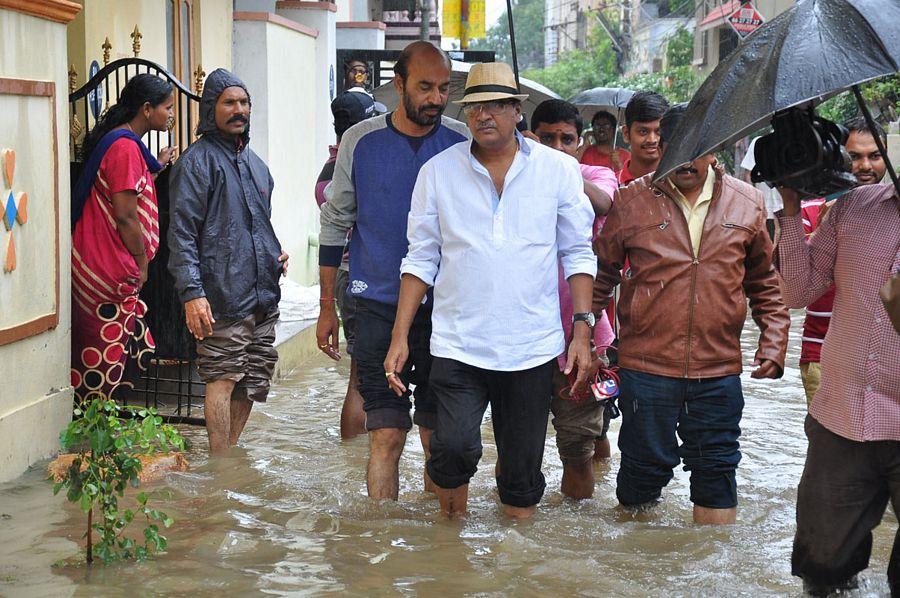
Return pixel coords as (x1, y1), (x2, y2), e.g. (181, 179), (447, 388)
(336, 24), (386, 49)
(0, 7), (77, 483)
(233, 15), (326, 286)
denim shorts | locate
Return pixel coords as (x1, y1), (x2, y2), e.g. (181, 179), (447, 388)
(615, 368), (744, 509)
(353, 297), (435, 431)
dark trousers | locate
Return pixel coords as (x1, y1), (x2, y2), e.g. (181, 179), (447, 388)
(426, 357), (554, 508)
(792, 415), (900, 595)
(616, 369), (744, 509)
(353, 298), (435, 431)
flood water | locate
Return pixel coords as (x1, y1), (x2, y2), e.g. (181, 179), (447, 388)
(0, 313), (896, 597)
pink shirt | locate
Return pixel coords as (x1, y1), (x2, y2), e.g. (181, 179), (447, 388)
(776, 183), (900, 442)
(557, 164), (618, 369)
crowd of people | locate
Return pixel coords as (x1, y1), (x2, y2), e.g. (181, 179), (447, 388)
(69, 40), (898, 595)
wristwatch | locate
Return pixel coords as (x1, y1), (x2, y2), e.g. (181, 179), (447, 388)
(573, 312), (596, 329)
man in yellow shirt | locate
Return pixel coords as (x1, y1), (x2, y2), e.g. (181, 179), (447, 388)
(670, 162), (716, 255)
(592, 103), (790, 524)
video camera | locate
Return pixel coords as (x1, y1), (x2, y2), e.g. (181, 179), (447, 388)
(751, 106), (857, 198)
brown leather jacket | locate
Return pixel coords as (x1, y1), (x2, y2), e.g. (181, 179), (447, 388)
(593, 167), (790, 378)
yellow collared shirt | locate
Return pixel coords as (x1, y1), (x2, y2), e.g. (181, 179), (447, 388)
(668, 165), (716, 256)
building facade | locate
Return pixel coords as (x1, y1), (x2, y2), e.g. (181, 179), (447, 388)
(627, 0), (693, 75)
(543, 0), (587, 66)
(692, 0), (793, 77)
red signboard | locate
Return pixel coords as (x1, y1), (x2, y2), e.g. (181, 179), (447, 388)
(727, 1), (765, 38)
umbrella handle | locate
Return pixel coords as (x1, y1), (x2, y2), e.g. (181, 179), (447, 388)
(852, 85), (900, 201)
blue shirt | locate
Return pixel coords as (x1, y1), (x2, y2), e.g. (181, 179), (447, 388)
(319, 114), (469, 306)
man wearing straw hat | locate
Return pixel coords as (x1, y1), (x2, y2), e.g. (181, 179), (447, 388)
(384, 62), (597, 518)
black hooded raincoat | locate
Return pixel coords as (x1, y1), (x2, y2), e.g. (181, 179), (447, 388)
(168, 69), (283, 321)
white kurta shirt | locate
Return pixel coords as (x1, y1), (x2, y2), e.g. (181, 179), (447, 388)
(400, 133), (597, 371)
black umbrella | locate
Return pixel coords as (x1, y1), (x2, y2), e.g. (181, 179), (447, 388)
(653, 0), (900, 196)
(568, 87), (635, 123)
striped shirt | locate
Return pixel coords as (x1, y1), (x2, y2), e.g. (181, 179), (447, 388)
(775, 183), (900, 442)
(799, 198), (835, 363)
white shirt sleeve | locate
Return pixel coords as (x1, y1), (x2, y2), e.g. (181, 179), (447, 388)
(741, 137), (759, 170)
(400, 162), (442, 286)
(557, 160), (598, 280)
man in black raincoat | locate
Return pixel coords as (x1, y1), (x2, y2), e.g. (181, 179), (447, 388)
(168, 68), (288, 454)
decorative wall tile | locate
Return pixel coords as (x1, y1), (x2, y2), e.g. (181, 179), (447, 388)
(2, 149), (14, 188)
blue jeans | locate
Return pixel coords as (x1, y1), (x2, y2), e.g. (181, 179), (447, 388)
(616, 369), (744, 509)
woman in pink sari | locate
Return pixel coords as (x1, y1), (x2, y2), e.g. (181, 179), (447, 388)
(71, 74), (176, 402)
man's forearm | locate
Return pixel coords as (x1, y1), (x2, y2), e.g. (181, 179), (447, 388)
(319, 265), (338, 299)
(568, 273), (594, 338)
(583, 180), (612, 216)
(392, 274), (429, 340)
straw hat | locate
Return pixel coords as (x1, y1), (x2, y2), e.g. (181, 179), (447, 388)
(455, 62), (529, 105)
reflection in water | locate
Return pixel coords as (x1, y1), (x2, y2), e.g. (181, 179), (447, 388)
(0, 313), (895, 596)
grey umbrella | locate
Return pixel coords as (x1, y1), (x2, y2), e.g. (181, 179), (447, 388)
(372, 60), (560, 123)
(653, 0), (900, 196)
(568, 87), (635, 125)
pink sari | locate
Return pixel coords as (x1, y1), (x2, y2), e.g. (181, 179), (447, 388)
(70, 138), (160, 401)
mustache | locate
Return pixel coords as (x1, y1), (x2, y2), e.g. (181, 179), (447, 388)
(418, 104), (443, 113)
(227, 115), (249, 124)
(675, 166), (698, 175)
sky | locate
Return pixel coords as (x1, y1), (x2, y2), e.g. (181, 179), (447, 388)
(486, 0), (506, 28)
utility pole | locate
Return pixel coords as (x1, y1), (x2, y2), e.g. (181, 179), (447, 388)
(594, 3), (629, 73)
(419, 0), (431, 41)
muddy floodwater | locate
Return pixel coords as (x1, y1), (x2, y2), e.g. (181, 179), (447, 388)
(0, 313), (896, 596)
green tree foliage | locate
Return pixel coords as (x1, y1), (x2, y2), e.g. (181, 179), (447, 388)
(51, 398), (185, 564)
(665, 26), (694, 69)
(524, 24), (700, 105)
(615, 66), (700, 104)
(523, 34), (618, 100)
(818, 74), (900, 126)
(468, 0), (545, 71)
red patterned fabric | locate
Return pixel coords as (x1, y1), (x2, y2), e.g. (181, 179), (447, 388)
(776, 184), (900, 442)
(799, 199), (835, 364)
(71, 138), (159, 401)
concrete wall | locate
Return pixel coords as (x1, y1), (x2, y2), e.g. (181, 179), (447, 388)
(233, 14), (325, 286)
(195, 0), (234, 72)
(276, 2), (337, 166)
(67, 0), (168, 78)
(336, 22), (385, 49)
(0, 6), (79, 483)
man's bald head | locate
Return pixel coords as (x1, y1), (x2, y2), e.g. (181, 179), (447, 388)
(394, 41), (451, 83)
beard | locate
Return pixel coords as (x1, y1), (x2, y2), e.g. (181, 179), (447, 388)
(402, 90), (444, 127)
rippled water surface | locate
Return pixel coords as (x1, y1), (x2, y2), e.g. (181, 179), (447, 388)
(0, 314), (896, 596)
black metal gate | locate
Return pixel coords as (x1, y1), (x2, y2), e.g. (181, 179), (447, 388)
(69, 58), (205, 425)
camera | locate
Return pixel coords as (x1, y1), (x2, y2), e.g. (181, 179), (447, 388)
(751, 107), (857, 198)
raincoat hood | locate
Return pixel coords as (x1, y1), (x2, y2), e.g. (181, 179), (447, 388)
(198, 68), (251, 143)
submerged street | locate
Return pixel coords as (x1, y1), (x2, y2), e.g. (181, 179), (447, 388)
(0, 313), (896, 596)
